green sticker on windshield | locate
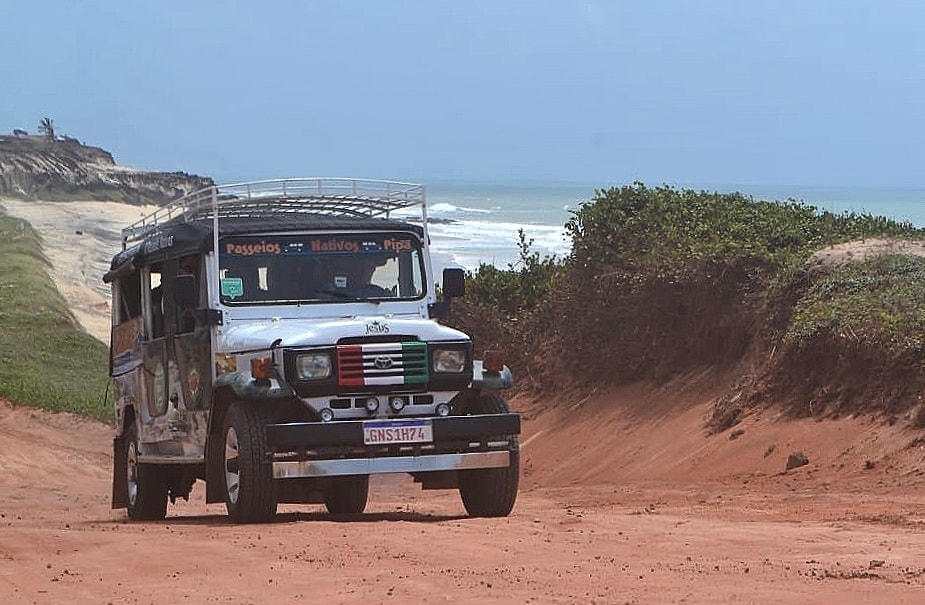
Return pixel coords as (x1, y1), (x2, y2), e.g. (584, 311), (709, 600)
(221, 278), (244, 299)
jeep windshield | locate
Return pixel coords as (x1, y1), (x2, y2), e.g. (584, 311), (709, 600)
(218, 232), (426, 305)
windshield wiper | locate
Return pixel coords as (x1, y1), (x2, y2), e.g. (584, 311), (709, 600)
(313, 288), (351, 299)
(312, 288), (382, 303)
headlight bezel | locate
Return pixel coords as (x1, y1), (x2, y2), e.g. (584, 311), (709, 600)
(431, 346), (468, 374)
(296, 352), (333, 380)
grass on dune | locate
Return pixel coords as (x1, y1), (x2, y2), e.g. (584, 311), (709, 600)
(0, 207), (111, 422)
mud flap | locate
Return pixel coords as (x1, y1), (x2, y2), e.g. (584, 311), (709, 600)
(413, 470), (459, 490)
(111, 437), (128, 509)
(204, 432), (226, 504)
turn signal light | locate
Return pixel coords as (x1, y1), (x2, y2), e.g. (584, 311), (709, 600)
(484, 349), (504, 373)
(250, 357), (274, 380)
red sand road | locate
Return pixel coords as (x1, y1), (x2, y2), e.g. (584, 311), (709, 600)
(3, 384), (925, 605)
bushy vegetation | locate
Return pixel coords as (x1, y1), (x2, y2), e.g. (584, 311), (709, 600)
(450, 230), (563, 385)
(567, 183), (920, 273)
(788, 255), (925, 352)
(465, 230), (562, 315)
(0, 209), (110, 422)
(456, 182), (925, 420)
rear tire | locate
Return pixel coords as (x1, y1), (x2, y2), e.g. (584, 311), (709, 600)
(323, 475), (370, 514)
(223, 402), (278, 523)
(458, 394), (520, 517)
(126, 423), (168, 521)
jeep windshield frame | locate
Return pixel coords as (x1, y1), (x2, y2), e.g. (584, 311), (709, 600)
(218, 231), (427, 305)
(111, 178), (437, 313)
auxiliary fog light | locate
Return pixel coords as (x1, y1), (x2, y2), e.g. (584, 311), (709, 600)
(319, 408), (335, 422)
(435, 403), (451, 417)
(364, 397), (380, 414)
(389, 396), (407, 412)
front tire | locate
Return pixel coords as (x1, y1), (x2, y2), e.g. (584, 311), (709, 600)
(126, 423), (168, 520)
(323, 475), (370, 514)
(223, 402), (278, 523)
(458, 394), (520, 517)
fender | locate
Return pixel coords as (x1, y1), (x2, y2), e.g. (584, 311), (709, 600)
(214, 371), (296, 400)
(204, 373), (295, 504)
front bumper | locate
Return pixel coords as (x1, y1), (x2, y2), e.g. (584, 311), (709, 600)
(265, 413), (520, 478)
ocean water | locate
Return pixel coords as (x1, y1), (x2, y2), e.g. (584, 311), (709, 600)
(214, 176), (925, 272)
(424, 181), (589, 270)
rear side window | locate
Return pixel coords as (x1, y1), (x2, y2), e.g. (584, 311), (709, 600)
(115, 271), (142, 323)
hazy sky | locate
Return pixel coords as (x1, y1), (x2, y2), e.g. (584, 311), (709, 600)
(3, 1), (925, 187)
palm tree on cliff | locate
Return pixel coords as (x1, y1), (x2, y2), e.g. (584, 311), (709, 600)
(37, 116), (55, 142)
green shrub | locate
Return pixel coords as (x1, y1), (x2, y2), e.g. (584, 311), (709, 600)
(788, 255), (925, 352)
(566, 182), (922, 274)
(460, 182), (925, 392)
(466, 229), (563, 315)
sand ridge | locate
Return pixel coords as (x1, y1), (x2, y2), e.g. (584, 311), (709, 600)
(1, 198), (155, 343)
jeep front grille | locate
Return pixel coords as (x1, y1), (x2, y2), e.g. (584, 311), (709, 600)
(337, 342), (428, 387)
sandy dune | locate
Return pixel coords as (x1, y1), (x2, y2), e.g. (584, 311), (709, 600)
(1, 198), (155, 343)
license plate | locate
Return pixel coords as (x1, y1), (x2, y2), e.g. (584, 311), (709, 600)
(363, 419), (433, 445)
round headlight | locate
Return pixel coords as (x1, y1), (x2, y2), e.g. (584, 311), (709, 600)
(433, 348), (466, 373)
(297, 353), (332, 380)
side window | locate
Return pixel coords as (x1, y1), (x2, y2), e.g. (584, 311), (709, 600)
(174, 255), (201, 334)
(115, 271), (142, 324)
(110, 272), (145, 375)
(146, 265), (165, 340)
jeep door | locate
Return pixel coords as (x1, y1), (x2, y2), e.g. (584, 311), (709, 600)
(139, 256), (211, 453)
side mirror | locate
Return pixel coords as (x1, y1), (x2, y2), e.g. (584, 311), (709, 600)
(442, 267), (465, 298)
(173, 274), (198, 307)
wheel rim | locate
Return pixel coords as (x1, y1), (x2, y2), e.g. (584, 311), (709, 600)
(127, 440), (139, 508)
(224, 426), (240, 504)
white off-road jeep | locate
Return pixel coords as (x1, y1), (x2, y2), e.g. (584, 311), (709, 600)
(106, 178), (520, 523)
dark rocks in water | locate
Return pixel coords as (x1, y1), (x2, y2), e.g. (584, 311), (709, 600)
(0, 134), (213, 205)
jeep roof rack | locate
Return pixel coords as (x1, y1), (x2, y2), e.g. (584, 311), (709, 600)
(121, 178), (427, 249)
